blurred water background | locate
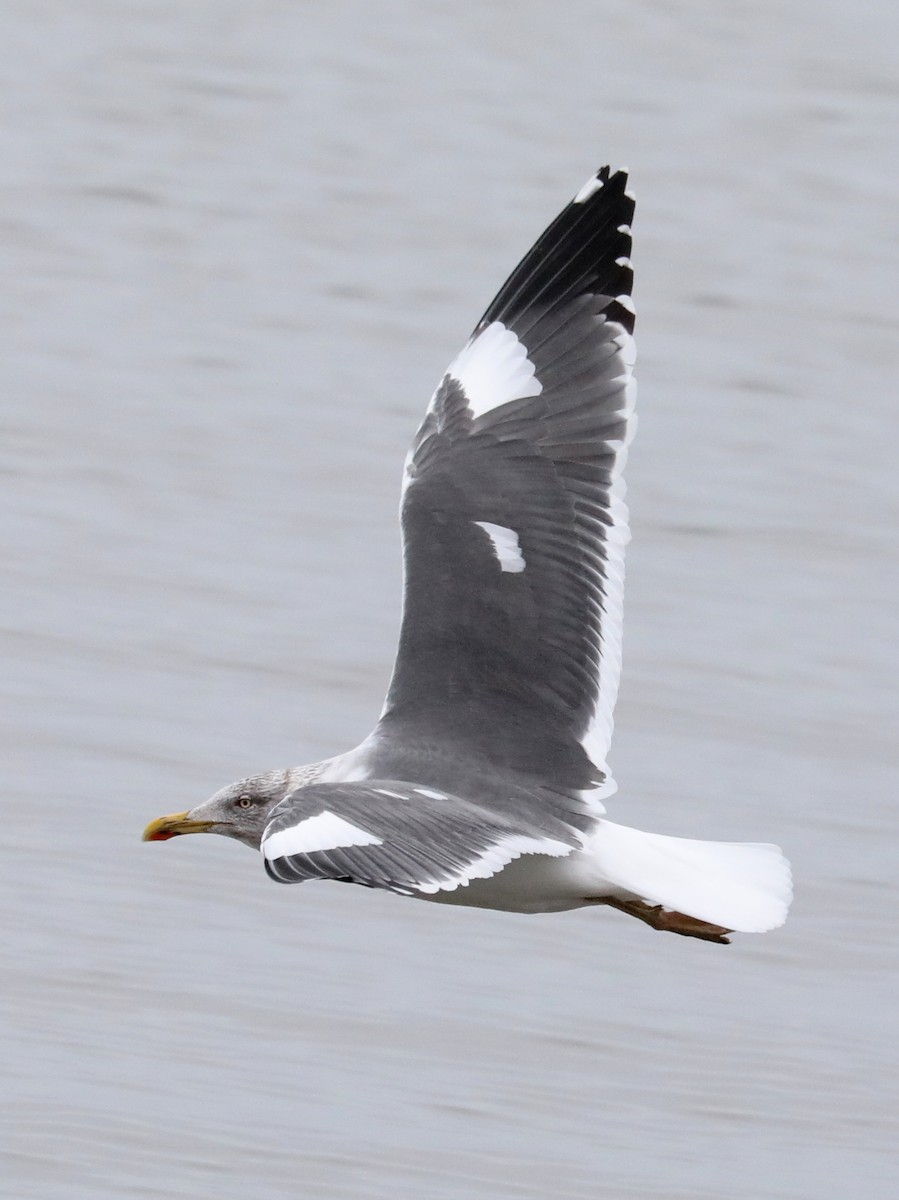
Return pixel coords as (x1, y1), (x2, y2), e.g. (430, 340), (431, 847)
(2, 2), (897, 1197)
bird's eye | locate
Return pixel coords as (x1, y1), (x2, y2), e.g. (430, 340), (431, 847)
(236, 795), (253, 809)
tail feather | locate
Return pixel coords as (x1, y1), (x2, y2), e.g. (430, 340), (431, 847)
(588, 820), (792, 933)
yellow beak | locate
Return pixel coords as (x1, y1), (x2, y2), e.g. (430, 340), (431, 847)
(142, 812), (216, 841)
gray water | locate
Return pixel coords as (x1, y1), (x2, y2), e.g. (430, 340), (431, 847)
(3, 2), (897, 1197)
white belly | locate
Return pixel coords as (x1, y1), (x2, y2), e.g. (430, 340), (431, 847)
(420, 847), (633, 914)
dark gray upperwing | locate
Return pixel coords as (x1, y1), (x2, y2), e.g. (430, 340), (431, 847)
(261, 781), (577, 895)
(377, 167), (636, 798)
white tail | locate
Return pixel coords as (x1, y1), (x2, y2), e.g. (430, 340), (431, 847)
(587, 820), (793, 933)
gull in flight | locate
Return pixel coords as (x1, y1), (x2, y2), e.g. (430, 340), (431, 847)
(144, 167), (792, 944)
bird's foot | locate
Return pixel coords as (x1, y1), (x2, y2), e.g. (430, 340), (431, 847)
(597, 897), (732, 944)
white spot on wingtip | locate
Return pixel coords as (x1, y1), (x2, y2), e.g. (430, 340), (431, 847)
(263, 811), (382, 859)
(473, 521), (526, 573)
(615, 294), (636, 315)
(612, 166), (634, 201)
(573, 174), (604, 204)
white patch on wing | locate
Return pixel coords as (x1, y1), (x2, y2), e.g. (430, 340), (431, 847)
(579, 318), (637, 787)
(263, 811), (382, 860)
(573, 173), (604, 204)
(446, 321), (543, 419)
(400, 447), (415, 501)
(414, 787), (447, 800)
(473, 521), (526, 573)
(414, 835), (573, 894)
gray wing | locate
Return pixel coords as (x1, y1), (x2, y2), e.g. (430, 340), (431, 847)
(262, 781), (576, 895)
(377, 167), (636, 801)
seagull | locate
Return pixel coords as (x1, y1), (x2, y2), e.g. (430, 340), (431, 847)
(144, 167), (792, 944)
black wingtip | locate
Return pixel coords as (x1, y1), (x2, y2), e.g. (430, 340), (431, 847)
(571, 164), (631, 206)
(477, 165), (636, 338)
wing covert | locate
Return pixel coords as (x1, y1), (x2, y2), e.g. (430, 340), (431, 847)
(262, 781), (575, 894)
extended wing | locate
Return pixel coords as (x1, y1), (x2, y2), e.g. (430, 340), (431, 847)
(377, 167), (636, 801)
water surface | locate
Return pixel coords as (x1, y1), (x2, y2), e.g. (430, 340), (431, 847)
(3, 3), (897, 1197)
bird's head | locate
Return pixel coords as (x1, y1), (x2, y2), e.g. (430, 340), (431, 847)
(142, 769), (298, 850)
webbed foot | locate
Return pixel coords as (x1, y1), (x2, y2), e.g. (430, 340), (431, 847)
(597, 897), (732, 944)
